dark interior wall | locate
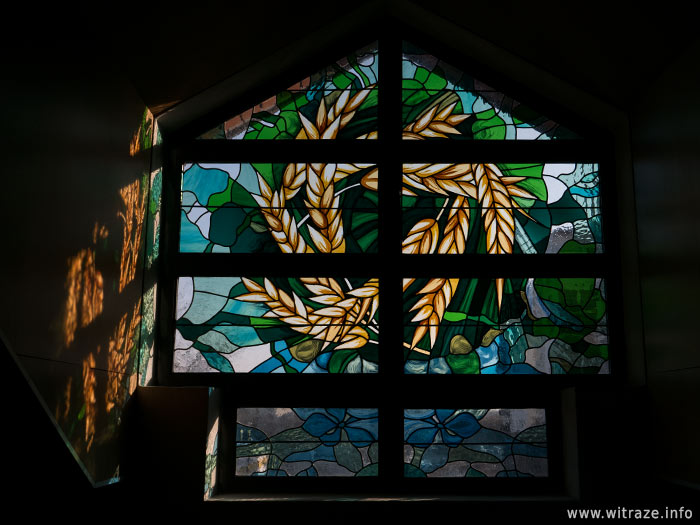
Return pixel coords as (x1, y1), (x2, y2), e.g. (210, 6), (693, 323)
(0, 14), (151, 486)
(1, 2), (697, 516)
(631, 40), (700, 488)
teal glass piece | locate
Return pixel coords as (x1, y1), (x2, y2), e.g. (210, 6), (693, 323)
(200, 42), (378, 140)
(403, 277), (609, 374)
(175, 277), (379, 373)
(401, 163), (602, 255)
(403, 408), (548, 477)
(402, 41), (579, 140)
(236, 408), (379, 477)
(180, 163), (379, 254)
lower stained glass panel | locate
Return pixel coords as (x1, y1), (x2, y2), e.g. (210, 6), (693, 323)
(236, 408), (379, 477)
(403, 277), (608, 374)
(175, 277), (379, 373)
(404, 408), (548, 477)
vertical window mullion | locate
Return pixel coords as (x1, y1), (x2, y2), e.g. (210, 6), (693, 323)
(377, 31), (405, 483)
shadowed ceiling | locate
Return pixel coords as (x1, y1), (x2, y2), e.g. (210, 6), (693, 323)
(96, 0), (697, 115)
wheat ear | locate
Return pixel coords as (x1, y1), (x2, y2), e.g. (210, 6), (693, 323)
(438, 196), (471, 254)
(237, 278), (378, 351)
(252, 172), (311, 254)
(403, 100), (470, 139)
(408, 278), (459, 354)
(296, 86), (375, 140)
(402, 163), (476, 197)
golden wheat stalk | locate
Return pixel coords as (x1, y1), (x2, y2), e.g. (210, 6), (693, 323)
(408, 278), (459, 353)
(403, 100), (470, 139)
(303, 163), (345, 253)
(300, 276), (357, 346)
(402, 218), (439, 254)
(261, 86), (376, 253)
(302, 277), (378, 349)
(402, 163), (477, 197)
(474, 163), (518, 309)
(252, 173), (311, 253)
(285, 162), (373, 200)
(237, 277), (378, 351)
(282, 163), (307, 200)
(438, 196), (471, 254)
(297, 86), (375, 140)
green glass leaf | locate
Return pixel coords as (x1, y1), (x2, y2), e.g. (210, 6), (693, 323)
(584, 344), (608, 360)
(560, 240), (595, 254)
(332, 72), (354, 90)
(351, 211), (378, 229)
(250, 317), (284, 328)
(447, 353), (480, 374)
(201, 352), (234, 373)
(402, 79), (427, 100)
(356, 464), (379, 476)
(357, 229), (379, 251)
(368, 442), (379, 464)
(443, 311), (467, 322)
(424, 71), (447, 92)
(562, 278), (595, 309)
(328, 349), (358, 373)
(473, 109), (506, 140)
(334, 441), (363, 473)
(582, 289), (606, 323)
(251, 163), (275, 189)
(404, 463), (427, 477)
(533, 318), (559, 339)
(448, 445), (500, 464)
(256, 117), (283, 140)
(270, 429), (319, 459)
(414, 66), (429, 85)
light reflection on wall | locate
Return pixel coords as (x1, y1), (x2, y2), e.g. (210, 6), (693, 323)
(105, 299), (141, 413)
(118, 178), (146, 293)
(45, 108), (157, 483)
(81, 353), (97, 452)
(63, 246), (104, 347)
(129, 110), (154, 157)
(56, 177), (148, 474)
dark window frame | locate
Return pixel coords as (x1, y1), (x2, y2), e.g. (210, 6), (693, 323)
(154, 23), (623, 499)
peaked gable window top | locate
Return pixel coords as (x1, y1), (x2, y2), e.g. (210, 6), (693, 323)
(401, 41), (580, 141)
(195, 40), (580, 142)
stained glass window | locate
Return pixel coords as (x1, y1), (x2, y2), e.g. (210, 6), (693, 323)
(181, 163), (378, 253)
(236, 408), (379, 477)
(162, 35), (610, 498)
(402, 163), (602, 255)
(404, 409), (548, 477)
(403, 277), (608, 374)
(175, 277), (379, 373)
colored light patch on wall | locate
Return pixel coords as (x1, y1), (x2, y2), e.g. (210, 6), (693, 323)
(402, 41), (578, 140)
(180, 163), (379, 254)
(200, 42), (378, 140)
(404, 408), (548, 477)
(403, 277), (608, 374)
(174, 277), (379, 373)
(402, 163), (602, 255)
(236, 408), (379, 477)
